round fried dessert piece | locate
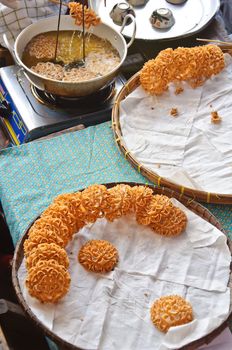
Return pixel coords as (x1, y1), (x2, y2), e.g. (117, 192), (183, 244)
(24, 228), (65, 257)
(26, 243), (69, 270)
(26, 259), (71, 303)
(132, 185), (154, 214)
(136, 194), (173, 226)
(78, 240), (119, 273)
(102, 184), (134, 221)
(69, 2), (101, 28)
(30, 216), (73, 246)
(150, 206), (187, 237)
(150, 295), (193, 333)
(53, 192), (86, 230)
(81, 184), (108, 223)
(42, 202), (79, 234)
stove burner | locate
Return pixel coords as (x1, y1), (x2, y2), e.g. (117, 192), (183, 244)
(31, 81), (116, 107)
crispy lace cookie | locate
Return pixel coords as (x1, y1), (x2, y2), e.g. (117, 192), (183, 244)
(24, 228), (65, 257)
(149, 206), (187, 236)
(132, 185), (154, 214)
(102, 184), (134, 221)
(150, 295), (193, 333)
(53, 192), (87, 229)
(69, 2), (101, 28)
(78, 240), (119, 273)
(42, 202), (79, 234)
(26, 259), (71, 303)
(136, 194), (173, 226)
(140, 45), (224, 95)
(29, 216), (73, 246)
(81, 184), (109, 222)
(26, 243), (69, 270)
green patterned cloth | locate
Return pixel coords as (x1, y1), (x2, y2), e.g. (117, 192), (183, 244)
(0, 121), (231, 246)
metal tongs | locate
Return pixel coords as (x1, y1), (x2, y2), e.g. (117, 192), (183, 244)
(53, 0), (86, 70)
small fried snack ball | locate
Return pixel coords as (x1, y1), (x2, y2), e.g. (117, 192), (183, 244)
(26, 243), (69, 270)
(78, 239), (119, 273)
(150, 295), (193, 333)
(26, 260), (71, 303)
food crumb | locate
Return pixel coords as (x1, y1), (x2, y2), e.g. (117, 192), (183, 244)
(211, 111), (221, 124)
(170, 108), (178, 117)
(175, 86), (184, 95)
(144, 293), (148, 297)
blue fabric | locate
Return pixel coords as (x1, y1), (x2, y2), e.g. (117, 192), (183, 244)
(0, 121), (231, 246)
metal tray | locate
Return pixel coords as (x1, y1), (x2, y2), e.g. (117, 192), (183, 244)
(90, 0), (219, 41)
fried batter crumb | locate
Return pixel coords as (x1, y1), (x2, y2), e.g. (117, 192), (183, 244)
(175, 86), (184, 95)
(170, 108), (179, 117)
(211, 111), (221, 124)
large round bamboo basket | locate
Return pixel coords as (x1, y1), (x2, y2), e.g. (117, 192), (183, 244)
(12, 183), (232, 350)
(112, 72), (232, 204)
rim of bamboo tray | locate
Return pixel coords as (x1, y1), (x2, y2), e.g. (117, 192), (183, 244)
(12, 182), (232, 350)
(112, 71), (232, 204)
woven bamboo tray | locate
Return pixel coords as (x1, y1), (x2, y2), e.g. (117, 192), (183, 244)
(112, 70), (232, 204)
(12, 183), (232, 350)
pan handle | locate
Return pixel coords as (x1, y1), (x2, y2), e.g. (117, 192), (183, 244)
(120, 14), (136, 48)
(2, 34), (21, 66)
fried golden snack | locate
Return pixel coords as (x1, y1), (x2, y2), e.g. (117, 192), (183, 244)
(69, 2), (101, 28)
(136, 194), (173, 226)
(132, 185), (154, 214)
(42, 202), (78, 233)
(53, 192), (87, 229)
(24, 228), (65, 257)
(26, 260), (71, 303)
(102, 184), (134, 221)
(26, 243), (69, 270)
(149, 206), (187, 236)
(149, 195), (174, 223)
(81, 184), (109, 222)
(29, 216), (73, 246)
(150, 295), (193, 332)
(78, 240), (119, 273)
(140, 45), (224, 95)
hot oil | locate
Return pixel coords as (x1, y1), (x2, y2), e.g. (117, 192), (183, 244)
(22, 30), (118, 67)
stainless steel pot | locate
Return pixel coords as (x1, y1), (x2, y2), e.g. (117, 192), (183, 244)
(12, 14), (136, 97)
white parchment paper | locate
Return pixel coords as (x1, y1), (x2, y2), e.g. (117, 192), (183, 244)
(18, 199), (231, 350)
(120, 54), (232, 194)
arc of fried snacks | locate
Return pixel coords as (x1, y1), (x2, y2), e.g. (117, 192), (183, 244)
(23, 184), (188, 303)
(140, 45), (225, 95)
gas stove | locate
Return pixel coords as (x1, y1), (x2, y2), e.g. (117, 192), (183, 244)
(0, 65), (126, 145)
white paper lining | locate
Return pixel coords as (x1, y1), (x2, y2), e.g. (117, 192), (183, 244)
(18, 199), (231, 350)
(120, 54), (232, 194)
